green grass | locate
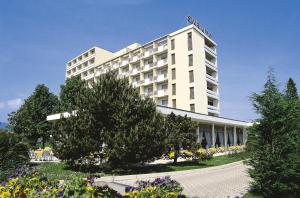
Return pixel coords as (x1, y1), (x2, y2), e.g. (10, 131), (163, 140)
(35, 152), (248, 180)
(243, 192), (263, 198)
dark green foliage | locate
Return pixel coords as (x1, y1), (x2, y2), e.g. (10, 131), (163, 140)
(52, 72), (165, 167)
(247, 70), (300, 197)
(8, 84), (58, 147)
(58, 76), (86, 112)
(285, 78), (299, 100)
(0, 131), (29, 181)
(164, 112), (197, 163)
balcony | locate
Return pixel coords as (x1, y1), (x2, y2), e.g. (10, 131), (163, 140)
(144, 91), (153, 97)
(112, 63), (120, 70)
(118, 72), (129, 79)
(132, 80), (142, 88)
(204, 45), (217, 56)
(154, 44), (168, 54)
(68, 54), (95, 70)
(130, 55), (141, 63)
(143, 50), (153, 58)
(155, 59), (168, 68)
(207, 89), (219, 100)
(130, 67), (141, 75)
(143, 78), (154, 85)
(207, 105), (220, 115)
(205, 60), (217, 71)
(120, 59), (129, 67)
(155, 74), (168, 82)
(156, 89), (168, 97)
(84, 73), (95, 81)
(143, 63), (153, 72)
(206, 74), (218, 85)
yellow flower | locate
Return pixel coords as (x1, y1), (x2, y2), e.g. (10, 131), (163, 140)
(209, 147), (216, 153)
(132, 190), (140, 197)
(30, 177), (39, 182)
(197, 148), (206, 153)
(146, 186), (154, 193)
(7, 178), (18, 186)
(166, 192), (178, 197)
(44, 147), (51, 151)
(169, 151), (175, 159)
(1, 191), (11, 198)
(85, 186), (94, 192)
(0, 186), (4, 192)
(182, 150), (193, 157)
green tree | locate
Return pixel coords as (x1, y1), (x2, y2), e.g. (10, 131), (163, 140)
(0, 131), (29, 181)
(58, 76), (87, 111)
(285, 78), (299, 100)
(8, 84), (58, 147)
(52, 72), (165, 167)
(247, 70), (300, 197)
(164, 112), (197, 163)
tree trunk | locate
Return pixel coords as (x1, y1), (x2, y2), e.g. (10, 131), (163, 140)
(173, 152), (178, 164)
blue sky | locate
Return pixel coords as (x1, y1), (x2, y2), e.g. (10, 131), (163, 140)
(0, 0), (300, 122)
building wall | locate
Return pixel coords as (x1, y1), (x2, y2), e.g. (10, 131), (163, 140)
(64, 25), (220, 116)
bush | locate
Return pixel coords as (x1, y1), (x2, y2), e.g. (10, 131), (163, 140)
(0, 132), (29, 181)
(125, 176), (185, 198)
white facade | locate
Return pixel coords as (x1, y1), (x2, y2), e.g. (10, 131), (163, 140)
(65, 25), (220, 116)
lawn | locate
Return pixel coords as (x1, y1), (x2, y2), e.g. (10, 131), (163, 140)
(35, 151), (249, 180)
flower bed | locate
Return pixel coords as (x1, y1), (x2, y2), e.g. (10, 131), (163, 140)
(0, 174), (122, 197)
(165, 145), (245, 160)
(125, 176), (185, 198)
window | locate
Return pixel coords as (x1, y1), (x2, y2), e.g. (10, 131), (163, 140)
(190, 87), (194, 99)
(208, 99), (214, 106)
(171, 39), (175, 50)
(162, 84), (168, 90)
(189, 54), (193, 66)
(172, 68), (176, 80)
(162, 99), (168, 106)
(171, 53), (175, 65)
(172, 99), (176, 108)
(172, 83), (176, 95)
(190, 104), (195, 112)
(189, 70), (194, 83)
(188, 32), (193, 51)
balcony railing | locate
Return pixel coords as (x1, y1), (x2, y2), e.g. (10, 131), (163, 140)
(204, 45), (217, 55)
(143, 78), (154, 85)
(156, 89), (168, 97)
(143, 63), (153, 72)
(120, 59), (129, 67)
(130, 67), (141, 75)
(130, 55), (141, 63)
(205, 60), (217, 70)
(207, 89), (219, 99)
(155, 74), (168, 82)
(154, 44), (168, 53)
(206, 74), (218, 85)
(155, 59), (168, 68)
(143, 50), (153, 58)
(207, 105), (220, 115)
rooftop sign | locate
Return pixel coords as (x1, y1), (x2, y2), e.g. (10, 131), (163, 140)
(187, 16), (213, 39)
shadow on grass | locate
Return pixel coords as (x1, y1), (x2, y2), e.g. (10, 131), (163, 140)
(34, 151), (248, 180)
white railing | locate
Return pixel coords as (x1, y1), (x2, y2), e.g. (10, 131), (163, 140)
(156, 59), (167, 67)
(155, 44), (168, 53)
(143, 63), (153, 71)
(205, 45), (217, 55)
(155, 74), (168, 82)
(130, 55), (140, 63)
(207, 89), (219, 100)
(121, 59), (129, 66)
(67, 54), (95, 71)
(144, 78), (153, 85)
(205, 60), (217, 69)
(143, 50), (153, 58)
(156, 89), (168, 97)
(130, 67), (141, 75)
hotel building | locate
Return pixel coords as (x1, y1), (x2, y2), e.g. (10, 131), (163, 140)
(66, 24), (220, 116)
(49, 23), (250, 148)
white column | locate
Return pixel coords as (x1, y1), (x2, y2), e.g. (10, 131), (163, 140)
(212, 123), (215, 147)
(224, 125), (227, 148)
(243, 127), (247, 145)
(233, 126), (237, 145)
(197, 126), (200, 143)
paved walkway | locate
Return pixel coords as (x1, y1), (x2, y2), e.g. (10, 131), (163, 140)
(96, 161), (251, 198)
